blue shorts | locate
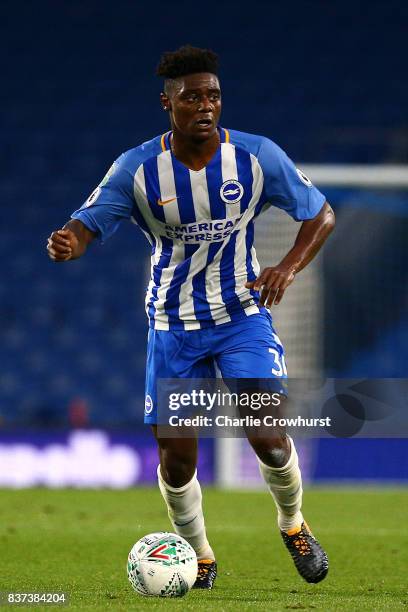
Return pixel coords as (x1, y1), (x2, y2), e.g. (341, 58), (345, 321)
(144, 311), (287, 424)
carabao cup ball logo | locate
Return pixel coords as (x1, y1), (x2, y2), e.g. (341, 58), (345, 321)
(220, 180), (244, 204)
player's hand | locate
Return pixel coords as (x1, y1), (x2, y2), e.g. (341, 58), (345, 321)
(47, 229), (78, 262)
(245, 264), (297, 306)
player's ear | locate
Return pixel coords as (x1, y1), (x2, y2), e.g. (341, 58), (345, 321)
(160, 92), (171, 111)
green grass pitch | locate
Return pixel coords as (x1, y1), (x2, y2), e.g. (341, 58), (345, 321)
(1, 487), (407, 610)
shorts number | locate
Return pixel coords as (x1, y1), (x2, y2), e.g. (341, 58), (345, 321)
(268, 347), (287, 377)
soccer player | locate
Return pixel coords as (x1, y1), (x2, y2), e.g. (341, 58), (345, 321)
(47, 45), (335, 589)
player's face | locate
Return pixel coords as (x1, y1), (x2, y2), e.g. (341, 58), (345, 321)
(163, 73), (222, 141)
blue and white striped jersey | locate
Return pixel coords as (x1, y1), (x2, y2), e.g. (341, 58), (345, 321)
(71, 127), (325, 330)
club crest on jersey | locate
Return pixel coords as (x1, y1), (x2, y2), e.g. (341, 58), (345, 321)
(220, 180), (244, 204)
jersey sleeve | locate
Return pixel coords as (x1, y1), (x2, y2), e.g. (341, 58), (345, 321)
(257, 137), (326, 221)
(70, 152), (135, 242)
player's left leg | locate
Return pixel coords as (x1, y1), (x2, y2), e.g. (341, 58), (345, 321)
(214, 311), (328, 583)
(247, 429), (328, 583)
(244, 424), (303, 531)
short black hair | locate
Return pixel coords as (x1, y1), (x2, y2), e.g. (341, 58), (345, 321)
(156, 45), (218, 80)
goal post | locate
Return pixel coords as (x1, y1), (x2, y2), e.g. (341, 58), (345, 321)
(301, 164), (408, 188)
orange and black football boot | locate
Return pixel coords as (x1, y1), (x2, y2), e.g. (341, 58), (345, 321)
(193, 559), (217, 589)
(281, 521), (328, 583)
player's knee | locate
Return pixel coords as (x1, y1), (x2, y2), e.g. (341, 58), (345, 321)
(250, 435), (290, 468)
(159, 444), (197, 488)
(160, 459), (196, 488)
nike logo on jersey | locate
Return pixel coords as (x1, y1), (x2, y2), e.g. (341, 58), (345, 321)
(157, 197), (177, 206)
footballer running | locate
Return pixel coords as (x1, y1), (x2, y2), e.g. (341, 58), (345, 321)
(47, 45), (335, 589)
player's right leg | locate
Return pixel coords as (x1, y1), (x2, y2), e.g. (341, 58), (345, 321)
(151, 426), (217, 588)
(144, 327), (217, 589)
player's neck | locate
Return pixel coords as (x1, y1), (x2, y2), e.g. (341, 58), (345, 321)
(170, 130), (220, 172)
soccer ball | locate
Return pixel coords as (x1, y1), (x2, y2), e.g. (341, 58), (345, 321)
(127, 532), (198, 598)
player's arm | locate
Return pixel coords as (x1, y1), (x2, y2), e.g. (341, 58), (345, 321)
(47, 219), (96, 262)
(247, 137), (336, 306)
(246, 201), (335, 306)
(47, 152), (136, 263)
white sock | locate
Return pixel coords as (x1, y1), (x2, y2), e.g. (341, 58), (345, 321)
(257, 436), (304, 532)
(157, 466), (215, 560)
